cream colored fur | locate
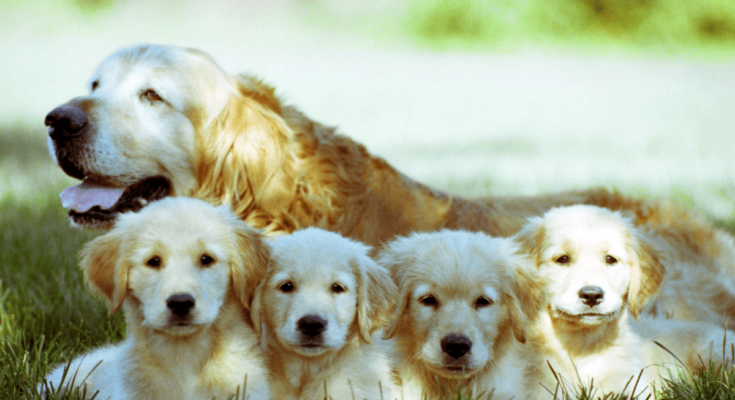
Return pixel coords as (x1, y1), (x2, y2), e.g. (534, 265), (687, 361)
(251, 228), (399, 400)
(43, 197), (270, 400)
(515, 205), (734, 397)
(378, 230), (547, 400)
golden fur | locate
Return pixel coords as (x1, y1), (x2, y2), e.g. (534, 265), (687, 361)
(515, 205), (735, 396)
(251, 228), (399, 400)
(43, 197), (270, 399)
(46, 44), (735, 325)
(377, 230), (547, 400)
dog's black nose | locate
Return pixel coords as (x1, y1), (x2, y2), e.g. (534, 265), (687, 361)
(441, 334), (473, 359)
(167, 294), (196, 317)
(45, 105), (88, 140)
(298, 315), (328, 338)
(578, 286), (604, 307)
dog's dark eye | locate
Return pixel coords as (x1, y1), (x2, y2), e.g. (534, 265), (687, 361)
(419, 295), (437, 307)
(146, 256), (161, 268)
(555, 255), (570, 264)
(142, 89), (163, 102)
(91, 80), (99, 91)
(475, 297), (493, 308)
(605, 255), (618, 265)
(278, 282), (294, 293)
(200, 254), (214, 267)
(331, 283), (345, 293)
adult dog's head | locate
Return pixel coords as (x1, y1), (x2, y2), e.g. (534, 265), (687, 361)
(46, 44), (294, 229)
(378, 230), (544, 381)
(514, 205), (665, 328)
(251, 228), (398, 357)
(80, 197), (269, 336)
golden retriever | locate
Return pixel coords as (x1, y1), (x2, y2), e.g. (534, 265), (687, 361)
(44, 45), (735, 272)
(42, 197), (270, 400)
(514, 205), (735, 396)
(250, 227), (399, 400)
(377, 230), (546, 400)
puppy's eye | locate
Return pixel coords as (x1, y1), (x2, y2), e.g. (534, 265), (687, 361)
(555, 255), (570, 264)
(146, 256), (161, 268)
(200, 254), (214, 267)
(331, 283), (345, 293)
(419, 295), (437, 307)
(278, 282), (294, 293)
(605, 255), (618, 265)
(142, 89), (163, 102)
(91, 80), (99, 91)
(475, 297), (493, 308)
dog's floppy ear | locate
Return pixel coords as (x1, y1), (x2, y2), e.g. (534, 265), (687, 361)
(79, 230), (129, 315)
(513, 216), (546, 266)
(250, 279), (266, 338)
(627, 232), (665, 318)
(507, 254), (548, 343)
(195, 85), (296, 229)
(353, 253), (399, 344)
(376, 242), (413, 341)
(227, 219), (270, 311)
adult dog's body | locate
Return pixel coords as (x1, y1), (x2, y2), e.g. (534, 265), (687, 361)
(377, 230), (546, 400)
(515, 206), (734, 396)
(251, 228), (399, 400)
(42, 198), (270, 400)
(45, 44), (735, 324)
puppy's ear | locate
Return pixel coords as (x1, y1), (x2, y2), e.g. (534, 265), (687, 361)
(354, 253), (399, 344)
(249, 280), (265, 338)
(228, 221), (270, 311)
(79, 230), (129, 315)
(627, 232), (665, 318)
(382, 290), (411, 341)
(376, 243), (412, 341)
(513, 217), (546, 266)
(195, 88), (296, 226)
(508, 252), (548, 344)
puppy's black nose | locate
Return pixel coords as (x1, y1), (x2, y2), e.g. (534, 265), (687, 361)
(441, 334), (473, 359)
(298, 315), (328, 338)
(167, 294), (196, 317)
(45, 105), (88, 140)
(578, 286), (604, 307)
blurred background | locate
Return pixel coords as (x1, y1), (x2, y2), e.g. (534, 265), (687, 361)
(2, 0), (735, 219)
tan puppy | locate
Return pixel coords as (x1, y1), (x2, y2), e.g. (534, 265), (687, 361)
(378, 230), (546, 400)
(251, 228), (399, 400)
(42, 197), (270, 400)
(515, 205), (734, 396)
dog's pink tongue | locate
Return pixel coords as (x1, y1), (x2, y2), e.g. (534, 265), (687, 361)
(60, 181), (125, 213)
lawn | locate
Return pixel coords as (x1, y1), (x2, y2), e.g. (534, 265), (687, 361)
(2, 0), (735, 398)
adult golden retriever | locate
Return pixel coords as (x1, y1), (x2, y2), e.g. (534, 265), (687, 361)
(45, 44), (735, 326)
(250, 228), (399, 400)
(515, 205), (734, 396)
(42, 197), (270, 400)
(377, 230), (546, 400)
(44, 44), (733, 250)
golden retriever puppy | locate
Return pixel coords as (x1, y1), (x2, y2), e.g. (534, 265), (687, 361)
(377, 230), (546, 400)
(42, 197), (270, 400)
(515, 205), (734, 396)
(250, 228), (399, 400)
(44, 45), (735, 298)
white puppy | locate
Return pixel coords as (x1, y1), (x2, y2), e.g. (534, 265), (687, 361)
(42, 197), (270, 400)
(377, 230), (546, 400)
(251, 228), (399, 400)
(515, 205), (734, 397)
